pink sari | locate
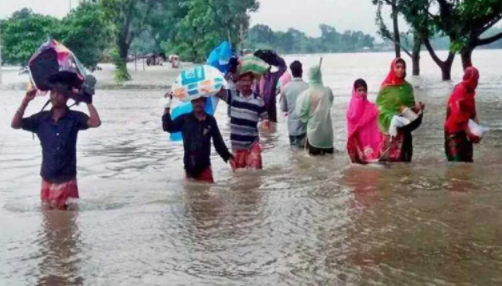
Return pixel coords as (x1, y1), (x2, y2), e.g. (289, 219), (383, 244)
(346, 89), (383, 163)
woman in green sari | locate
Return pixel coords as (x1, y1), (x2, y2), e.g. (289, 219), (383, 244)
(376, 58), (425, 162)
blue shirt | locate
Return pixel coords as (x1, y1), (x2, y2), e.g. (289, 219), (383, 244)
(22, 109), (89, 183)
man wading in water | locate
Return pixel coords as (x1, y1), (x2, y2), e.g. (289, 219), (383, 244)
(162, 95), (234, 183)
(11, 74), (102, 210)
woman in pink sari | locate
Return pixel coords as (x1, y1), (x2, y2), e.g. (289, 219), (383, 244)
(346, 79), (383, 164)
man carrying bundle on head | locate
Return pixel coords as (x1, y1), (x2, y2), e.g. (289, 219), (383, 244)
(216, 55), (270, 170)
(254, 50), (287, 123)
(11, 73), (101, 210)
(161, 94), (234, 183)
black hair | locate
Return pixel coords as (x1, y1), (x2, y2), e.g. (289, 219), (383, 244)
(290, 61), (303, 78)
(228, 56), (239, 73)
(354, 78), (368, 90)
(238, 72), (254, 81)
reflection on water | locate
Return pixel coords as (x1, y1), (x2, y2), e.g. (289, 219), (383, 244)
(1, 51), (502, 285)
(37, 211), (83, 286)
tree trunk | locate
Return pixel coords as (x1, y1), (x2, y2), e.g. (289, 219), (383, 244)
(391, 1), (401, 58)
(411, 53), (420, 76)
(424, 38), (455, 81)
(411, 39), (421, 76)
(114, 38), (132, 82)
(440, 62), (452, 81)
(461, 46), (473, 70)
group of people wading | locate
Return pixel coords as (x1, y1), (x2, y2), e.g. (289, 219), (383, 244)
(12, 52), (484, 209)
(161, 54), (484, 183)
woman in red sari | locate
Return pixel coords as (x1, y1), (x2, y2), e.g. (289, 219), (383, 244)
(444, 67), (481, 162)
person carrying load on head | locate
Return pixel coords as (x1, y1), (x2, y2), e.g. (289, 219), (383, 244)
(216, 55), (270, 170)
(161, 94), (234, 183)
(254, 50), (287, 123)
(11, 73), (101, 210)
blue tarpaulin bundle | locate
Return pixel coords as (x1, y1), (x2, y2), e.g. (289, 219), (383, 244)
(169, 41), (233, 141)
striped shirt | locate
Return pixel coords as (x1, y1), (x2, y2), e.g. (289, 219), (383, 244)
(222, 90), (268, 150)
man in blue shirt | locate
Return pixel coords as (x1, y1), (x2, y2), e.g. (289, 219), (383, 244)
(11, 75), (102, 210)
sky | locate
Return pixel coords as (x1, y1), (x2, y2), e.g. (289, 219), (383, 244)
(0, 0), (380, 36)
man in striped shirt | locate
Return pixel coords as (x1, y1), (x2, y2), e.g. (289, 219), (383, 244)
(217, 72), (269, 170)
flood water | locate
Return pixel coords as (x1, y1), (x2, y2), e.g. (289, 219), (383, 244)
(1, 51), (502, 285)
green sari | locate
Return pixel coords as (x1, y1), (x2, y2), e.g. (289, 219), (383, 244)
(376, 82), (416, 134)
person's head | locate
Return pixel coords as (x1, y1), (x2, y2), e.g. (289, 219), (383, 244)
(308, 65), (323, 86)
(353, 79), (368, 98)
(49, 81), (71, 108)
(237, 72), (254, 95)
(394, 58), (407, 79)
(290, 61), (303, 78)
(191, 97), (207, 114)
(463, 66), (480, 91)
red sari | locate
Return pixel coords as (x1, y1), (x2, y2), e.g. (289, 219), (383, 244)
(444, 67), (479, 162)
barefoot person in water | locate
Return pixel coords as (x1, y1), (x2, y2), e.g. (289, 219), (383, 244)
(11, 74), (102, 210)
(162, 95), (234, 183)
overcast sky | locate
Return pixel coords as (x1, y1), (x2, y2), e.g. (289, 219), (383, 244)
(0, 0), (380, 36)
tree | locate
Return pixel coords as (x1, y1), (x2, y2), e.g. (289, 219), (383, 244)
(246, 24), (375, 55)
(374, 0), (424, 76)
(0, 9), (57, 65)
(100, 0), (164, 81)
(166, 0), (258, 62)
(54, 2), (112, 70)
(373, 0), (402, 58)
(434, 0), (502, 69)
(206, 0), (259, 48)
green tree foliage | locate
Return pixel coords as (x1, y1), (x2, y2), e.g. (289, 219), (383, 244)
(0, 5), (111, 70)
(54, 2), (112, 71)
(100, 0), (165, 81)
(247, 24), (375, 54)
(431, 0), (502, 69)
(0, 9), (57, 65)
(164, 0), (259, 63)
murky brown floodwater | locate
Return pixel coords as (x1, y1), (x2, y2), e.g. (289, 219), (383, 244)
(1, 51), (502, 285)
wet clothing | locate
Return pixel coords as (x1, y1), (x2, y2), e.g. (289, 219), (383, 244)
(376, 58), (421, 162)
(289, 133), (306, 148)
(307, 140), (334, 156)
(41, 177), (79, 209)
(232, 142), (262, 170)
(444, 67), (479, 162)
(346, 87), (382, 163)
(296, 66), (334, 151)
(220, 89), (268, 151)
(21, 108), (89, 183)
(162, 112), (232, 178)
(280, 78), (309, 137)
(257, 55), (287, 123)
(445, 132), (473, 162)
(186, 167), (214, 183)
